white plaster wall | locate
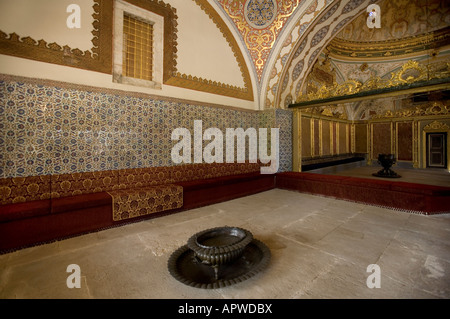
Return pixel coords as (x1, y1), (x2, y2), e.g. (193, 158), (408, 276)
(0, 0), (255, 110)
(165, 0), (245, 88)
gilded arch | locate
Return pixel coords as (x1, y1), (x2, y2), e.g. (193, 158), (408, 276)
(271, 0), (380, 109)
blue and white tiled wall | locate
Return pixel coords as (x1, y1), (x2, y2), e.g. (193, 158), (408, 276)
(276, 108), (293, 172)
(0, 75), (292, 178)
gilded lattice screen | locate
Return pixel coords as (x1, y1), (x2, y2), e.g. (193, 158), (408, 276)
(123, 14), (154, 81)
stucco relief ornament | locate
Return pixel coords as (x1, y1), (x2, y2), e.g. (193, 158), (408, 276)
(244, 0), (278, 29)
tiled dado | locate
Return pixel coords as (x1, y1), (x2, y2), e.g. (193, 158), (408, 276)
(0, 75), (292, 178)
(276, 109), (293, 172)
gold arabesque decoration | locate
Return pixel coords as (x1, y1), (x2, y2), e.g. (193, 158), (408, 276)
(295, 60), (450, 103)
(217, 0), (301, 81)
(372, 101), (449, 119)
(423, 120), (450, 131)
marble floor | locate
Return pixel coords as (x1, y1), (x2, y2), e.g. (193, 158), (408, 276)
(1, 188), (449, 299)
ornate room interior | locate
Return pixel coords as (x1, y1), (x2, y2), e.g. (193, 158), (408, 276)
(288, 0), (450, 172)
(0, 0), (449, 299)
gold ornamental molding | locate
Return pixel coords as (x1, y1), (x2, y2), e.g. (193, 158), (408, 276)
(0, 0), (179, 80)
(216, 0), (301, 81)
(423, 120), (450, 131)
(0, 0), (113, 74)
(165, 72), (253, 100)
(0, 0), (253, 101)
(289, 60), (450, 108)
(301, 106), (348, 121)
(328, 27), (450, 61)
(372, 101), (449, 120)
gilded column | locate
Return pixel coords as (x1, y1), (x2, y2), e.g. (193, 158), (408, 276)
(292, 110), (302, 172)
(413, 120), (419, 168)
(336, 122), (340, 155)
(319, 119), (323, 157)
(330, 121), (334, 156)
(391, 121), (395, 155)
(367, 123), (373, 165)
(346, 123), (350, 154)
(350, 123), (355, 154)
(310, 118), (315, 158)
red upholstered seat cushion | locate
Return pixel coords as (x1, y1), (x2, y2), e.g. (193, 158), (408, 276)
(0, 199), (51, 222)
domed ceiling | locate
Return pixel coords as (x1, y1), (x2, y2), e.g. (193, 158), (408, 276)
(214, 0), (387, 109)
(328, 0), (449, 60)
(335, 0), (449, 43)
(289, 0), (450, 120)
(209, 0), (448, 112)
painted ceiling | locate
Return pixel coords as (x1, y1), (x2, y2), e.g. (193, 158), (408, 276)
(305, 0), (450, 91)
(212, 0), (449, 112)
(334, 0), (449, 43)
(302, 0), (450, 120)
(216, 0), (303, 81)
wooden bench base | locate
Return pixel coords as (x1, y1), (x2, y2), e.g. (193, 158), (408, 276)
(276, 172), (450, 214)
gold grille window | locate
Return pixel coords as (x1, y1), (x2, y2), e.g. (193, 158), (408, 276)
(123, 14), (153, 81)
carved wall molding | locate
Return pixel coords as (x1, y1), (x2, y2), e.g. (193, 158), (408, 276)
(423, 120), (450, 131)
(165, 72), (252, 100)
(372, 101), (450, 120)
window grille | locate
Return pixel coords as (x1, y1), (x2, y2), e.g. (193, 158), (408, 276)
(122, 14), (153, 81)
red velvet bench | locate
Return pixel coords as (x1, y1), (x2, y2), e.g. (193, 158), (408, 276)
(0, 163), (275, 253)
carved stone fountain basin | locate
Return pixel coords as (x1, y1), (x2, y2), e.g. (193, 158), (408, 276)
(187, 226), (253, 267)
(168, 226), (270, 289)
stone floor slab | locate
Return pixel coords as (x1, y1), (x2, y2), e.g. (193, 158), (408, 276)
(1, 189), (449, 299)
